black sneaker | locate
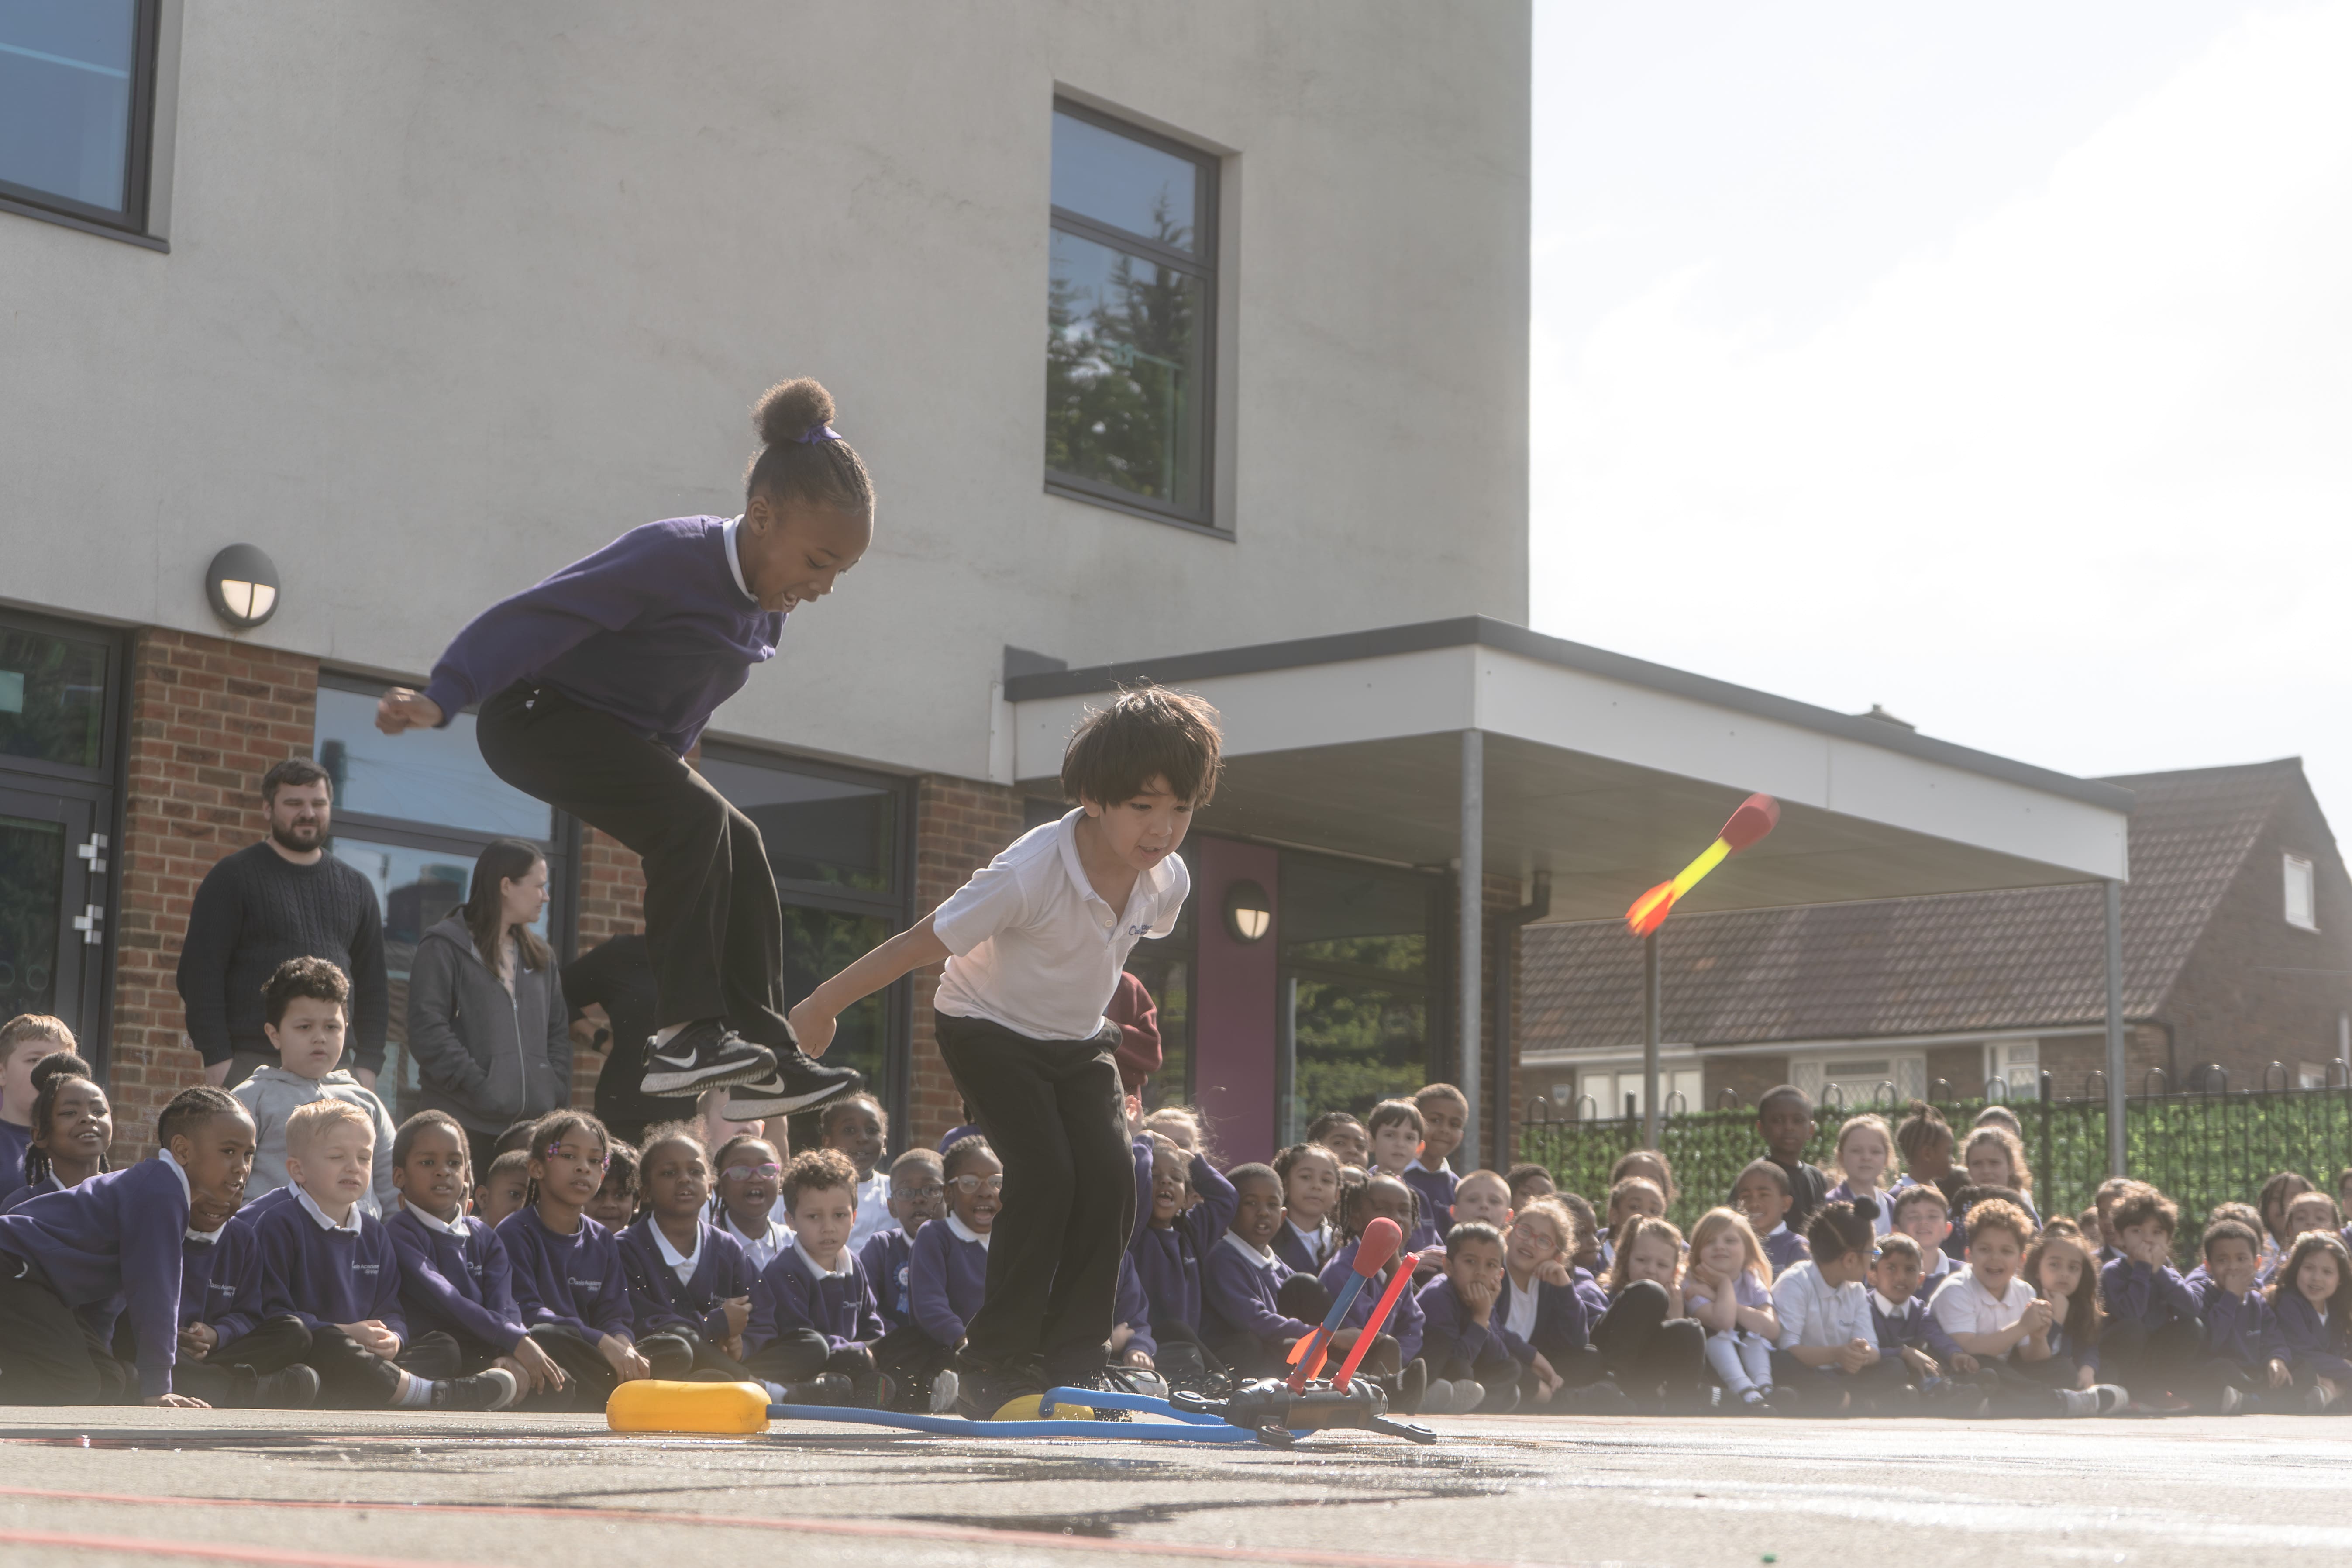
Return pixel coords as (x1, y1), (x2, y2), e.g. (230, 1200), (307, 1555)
(954, 1355), (1046, 1420)
(775, 1373), (856, 1407)
(725, 1048), (861, 1117)
(429, 1368), (520, 1411)
(248, 1365), (320, 1409)
(639, 1021), (775, 1095)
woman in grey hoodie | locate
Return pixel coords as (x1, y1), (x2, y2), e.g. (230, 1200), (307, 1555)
(406, 839), (575, 1175)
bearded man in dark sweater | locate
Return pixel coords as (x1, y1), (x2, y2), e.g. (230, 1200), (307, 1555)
(177, 758), (389, 1091)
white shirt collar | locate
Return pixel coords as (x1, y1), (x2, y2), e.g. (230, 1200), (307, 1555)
(1221, 1230), (1280, 1271)
(185, 1219), (225, 1246)
(722, 516), (755, 604)
(1287, 1217), (1329, 1245)
(402, 1198), (471, 1236)
(1053, 809), (1175, 931)
(946, 1213), (992, 1249)
(653, 1219), (703, 1271)
(1872, 1289), (1908, 1316)
(726, 1212), (789, 1249)
(158, 1147), (193, 1208)
(1416, 1158), (1457, 1178)
(295, 1185), (365, 1234)
(1765, 1223), (1789, 1239)
(795, 1237), (856, 1279)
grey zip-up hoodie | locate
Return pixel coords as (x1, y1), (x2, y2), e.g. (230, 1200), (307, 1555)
(231, 1066), (399, 1216)
(405, 913), (574, 1135)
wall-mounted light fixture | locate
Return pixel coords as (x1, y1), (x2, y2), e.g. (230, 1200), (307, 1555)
(205, 544), (281, 630)
(1222, 879), (1272, 944)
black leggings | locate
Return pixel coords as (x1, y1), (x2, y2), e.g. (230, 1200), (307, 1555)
(477, 682), (790, 1046)
(174, 1316), (314, 1406)
(935, 1014), (1135, 1383)
(0, 1265), (131, 1403)
(1591, 1280), (1705, 1401)
(516, 1325), (696, 1410)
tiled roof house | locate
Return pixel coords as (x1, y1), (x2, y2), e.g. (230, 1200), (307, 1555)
(1518, 760), (2352, 1114)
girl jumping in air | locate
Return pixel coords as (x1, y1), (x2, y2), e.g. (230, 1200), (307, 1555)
(377, 379), (871, 1119)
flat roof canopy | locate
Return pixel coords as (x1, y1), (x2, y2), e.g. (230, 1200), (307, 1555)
(1007, 618), (2131, 921)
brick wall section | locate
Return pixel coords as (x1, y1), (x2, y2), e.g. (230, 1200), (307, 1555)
(906, 775), (1026, 1147)
(563, 824), (649, 1112)
(110, 629), (322, 1158)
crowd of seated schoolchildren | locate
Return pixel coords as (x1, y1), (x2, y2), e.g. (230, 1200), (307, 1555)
(11, 978), (2352, 1423)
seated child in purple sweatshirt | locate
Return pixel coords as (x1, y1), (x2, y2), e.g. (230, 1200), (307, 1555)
(876, 1134), (999, 1411)
(1318, 1173), (1427, 1369)
(2188, 1218), (2289, 1413)
(176, 1200), (319, 1409)
(1417, 1221), (1538, 1413)
(2097, 1184), (2207, 1410)
(1733, 1160), (1809, 1279)
(745, 1148), (888, 1405)
(618, 1124), (756, 1379)
(859, 1147), (945, 1333)
(1130, 1134), (1239, 1375)
(1201, 1162), (1322, 1378)
(252, 1100), (517, 1410)
(385, 1111), (565, 1405)
(1400, 1083), (1467, 1237)
(0, 1087), (251, 1406)
(1364, 1099), (1443, 1254)
(0, 1051), (112, 1212)
(2267, 1230), (2352, 1411)
(497, 1109), (689, 1407)
(1271, 1141), (1342, 1275)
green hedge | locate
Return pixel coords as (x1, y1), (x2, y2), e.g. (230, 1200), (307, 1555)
(1516, 1087), (2352, 1261)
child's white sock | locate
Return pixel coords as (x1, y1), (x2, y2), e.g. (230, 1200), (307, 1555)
(394, 1376), (434, 1408)
(652, 1023), (687, 1049)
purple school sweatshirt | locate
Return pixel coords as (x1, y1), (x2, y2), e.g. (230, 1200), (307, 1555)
(1319, 1239), (1426, 1364)
(618, 1216), (754, 1341)
(908, 1217), (990, 1347)
(2191, 1276), (2277, 1368)
(181, 1222), (263, 1342)
(748, 1243), (886, 1354)
(859, 1225), (915, 1331)
(0, 1159), (190, 1398)
(1201, 1236), (1314, 1348)
(2270, 1290), (2352, 1384)
(1401, 1163), (1459, 1240)
(1417, 1273), (1533, 1371)
(420, 517), (784, 757)
(386, 1206), (529, 1354)
(2102, 1255), (2199, 1330)
(251, 1195), (406, 1336)
(1129, 1154), (1238, 1330)
(1116, 1254), (1157, 1360)
(496, 1207), (634, 1344)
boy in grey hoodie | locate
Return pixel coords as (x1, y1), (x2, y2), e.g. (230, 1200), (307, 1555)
(233, 958), (399, 1215)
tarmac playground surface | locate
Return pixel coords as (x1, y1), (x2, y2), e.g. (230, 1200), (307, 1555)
(0, 1405), (2340, 1568)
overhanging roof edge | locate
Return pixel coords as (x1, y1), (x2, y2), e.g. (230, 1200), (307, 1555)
(1005, 617), (2136, 815)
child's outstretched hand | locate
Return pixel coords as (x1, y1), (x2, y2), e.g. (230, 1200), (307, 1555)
(786, 999), (837, 1058)
(1530, 1351), (1562, 1397)
(145, 1392), (210, 1408)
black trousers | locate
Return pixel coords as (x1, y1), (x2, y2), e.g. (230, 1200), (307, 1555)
(1767, 1347), (1910, 1411)
(1590, 1280), (1705, 1401)
(174, 1315), (313, 1406)
(513, 1324), (696, 1411)
(2101, 1316), (2214, 1401)
(0, 1265), (131, 1403)
(476, 682), (790, 1047)
(934, 1014), (1135, 1382)
(303, 1326), (461, 1409)
(746, 1331), (880, 1400)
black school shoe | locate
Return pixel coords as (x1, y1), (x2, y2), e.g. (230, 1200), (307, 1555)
(430, 1368), (521, 1411)
(954, 1354), (1047, 1420)
(639, 1021), (776, 1095)
(245, 1365), (320, 1410)
(725, 1048), (861, 1117)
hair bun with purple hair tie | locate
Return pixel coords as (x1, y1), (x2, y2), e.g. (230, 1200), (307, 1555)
(796, 424), (842, 444)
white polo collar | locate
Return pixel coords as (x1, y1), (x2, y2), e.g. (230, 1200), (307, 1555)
(403, 1198), (471, 1237)
(655, 1220), (704, 1272)
(1871, 1289), (1908, 1317)
(1053, 810), (1176, 935)
(722, 516), (754, 603)
(295, 1185), (365, 1234)
(1220, 1231), (1280, 1272)
(794, 1238), (855, 1279)
(946, 1213), (992, 1250)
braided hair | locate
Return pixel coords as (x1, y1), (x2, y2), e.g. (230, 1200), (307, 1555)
(24, 1051), (106, 1189)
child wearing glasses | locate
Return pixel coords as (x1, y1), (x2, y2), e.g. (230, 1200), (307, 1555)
(711, 1134), (793, 1271)
(860, 1147), (947, 1333)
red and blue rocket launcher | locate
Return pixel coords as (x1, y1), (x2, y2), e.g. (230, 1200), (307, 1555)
(607, 1215), (1436, 1447)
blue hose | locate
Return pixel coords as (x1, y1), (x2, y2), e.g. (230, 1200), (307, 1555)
(764, 1403), (1265, 1443)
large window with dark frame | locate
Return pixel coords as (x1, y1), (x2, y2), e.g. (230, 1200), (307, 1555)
(697, 744), (913, 1134)
(313, 678), (562, 1122)
(0, 0), (160, 235)
(1278, 851), (1444, 1134)
(1046, 100), (1219, 531)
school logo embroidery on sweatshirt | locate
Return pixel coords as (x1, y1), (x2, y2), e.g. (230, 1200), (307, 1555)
(569, 1276), (602, 1297)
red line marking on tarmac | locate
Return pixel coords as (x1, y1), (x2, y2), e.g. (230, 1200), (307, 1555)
(0, 1527), (500, 1568)
(0, 1484), (1542, 1568)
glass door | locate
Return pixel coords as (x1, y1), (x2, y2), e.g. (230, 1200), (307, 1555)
(0, 787), (103, 1036)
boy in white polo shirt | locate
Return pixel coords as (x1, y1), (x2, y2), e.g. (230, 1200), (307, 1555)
(789, 687), (1221, 1416)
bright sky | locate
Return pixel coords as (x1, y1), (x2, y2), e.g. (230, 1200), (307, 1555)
(1529, 1), (2352, 842)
